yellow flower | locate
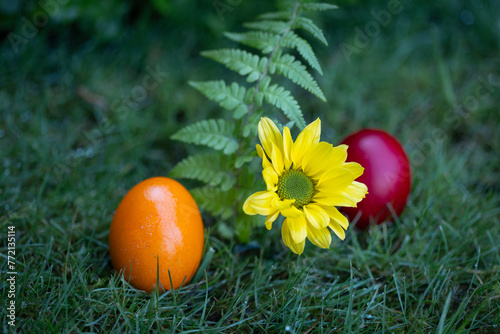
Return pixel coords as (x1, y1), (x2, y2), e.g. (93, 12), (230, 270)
(243, 117), (368, 255)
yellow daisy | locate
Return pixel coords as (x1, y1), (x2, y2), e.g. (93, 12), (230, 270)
(243, 117), (368, 255)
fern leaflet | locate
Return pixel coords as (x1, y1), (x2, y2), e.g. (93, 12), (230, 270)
(170, 153), (235, 190)
(258, 82), (305, 128)
(189, 80), (248, 118)
(269, 52), (326, 101)
(300, 3), (338, 11)
(171, 119), (239, 154)
(191, 187), (235, 220)
(201, 49), (267, 82)
(243, 20), (289, 34)
(292, 17), (328, 45)
(257, 11), (293, 21)
(281, 31), (322, 74)
(224, 31), (280, 54)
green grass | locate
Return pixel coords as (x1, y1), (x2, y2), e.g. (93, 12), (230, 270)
(1, 0), (499, 332)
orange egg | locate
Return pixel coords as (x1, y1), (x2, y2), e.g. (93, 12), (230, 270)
(109, 177), (204, 292)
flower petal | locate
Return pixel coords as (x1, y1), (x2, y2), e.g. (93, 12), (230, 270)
(243, 195), (258, 215)
(303, 144), (350, 178)
(306, 224), (332, 249)
(271, 142), (285, 175)
(291, 118), (321, 168)
(286, 215), (307, 243)
(283, 126), (293, 170)
(300, 118), (321, 145)
(312, 193), (359, 207)
(282, 221), (306, 255)
(303, 204), (329, 229)
(316, 168), (356, 194)
(256, 144), (273, 169)
(243, 191), (278, 216)
(265, 211), (279, 230)
(329, 220), (346, 240)
(343, 181), (368, 203)
(342, 162), (364, 178)
(329, 144), (348, 167)
(319, 205), (349, 230)
(291, 130), (312, 168)
(302, 142), (334, 178)
(280, 205), (303, 218)
(263, 167), (278, 192)
(258, 117), (283, 160)
(271, 197), (295, 211)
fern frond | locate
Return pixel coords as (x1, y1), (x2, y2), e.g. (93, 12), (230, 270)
(170, 153), (235, 190)
(257, 11), (293, 21)
(281, 31), (322, 74)
(202, 49), (267, 82)
(243, 20), (289, 34)
(171, 119), (239, 155)
(258, 83), (305, 128)
(224, 31), (280, 54)
(300, 2), (338, 11)
(189, 80), (247, 118)
(292, 17), (328, 45)
(191, 187), (235, 220)
(269, 52), (326, 101)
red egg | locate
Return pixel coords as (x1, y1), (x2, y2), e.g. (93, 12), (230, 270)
(340, 129), (411, 229)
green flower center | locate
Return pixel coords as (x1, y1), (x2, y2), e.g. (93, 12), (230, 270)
(277, 170), (314, 207)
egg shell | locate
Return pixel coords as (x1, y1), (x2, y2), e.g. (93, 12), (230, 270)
(109, 177), (204, 292)
(340, 129), (412, 229)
